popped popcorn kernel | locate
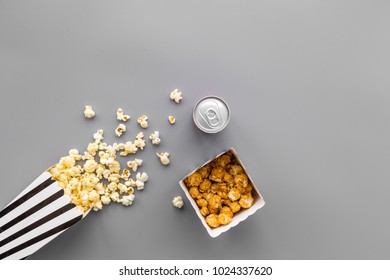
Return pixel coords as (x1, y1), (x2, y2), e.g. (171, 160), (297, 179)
(205, 214), (220, 228)
(149, 131), (161, 145)
(117, 108), (131, 122)
(93, 129), (104, 143)
(69, 149), (82, 161)
(156, 152), (170, 165)
(218, 213), (232, 225)
(137, 115), (148, 128)
(135, 172), (148, 190)
(121, 194), (135, 206)
(115, 123), (126, 137)
(127, 159), (143, 172)
(170, 89), (183, 104)
(168, 116), (176, 124)
(84, 105), (95, 119)
(172, 196), (184, 209)
(134, 138), (146, 150)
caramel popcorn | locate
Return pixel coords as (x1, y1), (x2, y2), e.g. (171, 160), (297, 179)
(199, 179), (211, 192)
(185, 172), (202, 187)
(239, 193), (254, 209)
(183, 151), (256, 228)
(218, 213), (232, 225)
(209, 167), (224, 183)
(205, 214), (220, 228)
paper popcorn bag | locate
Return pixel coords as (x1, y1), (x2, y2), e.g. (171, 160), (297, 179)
(0, 171), (88, 260)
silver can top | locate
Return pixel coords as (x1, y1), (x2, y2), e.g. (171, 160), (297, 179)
(193, 96), (231, 133)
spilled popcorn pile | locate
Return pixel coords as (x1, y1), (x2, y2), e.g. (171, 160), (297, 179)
(49, 90), (183, 214)
(183, 151), (255, 228)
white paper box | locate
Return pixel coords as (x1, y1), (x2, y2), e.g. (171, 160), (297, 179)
(179, 148), (265, 238)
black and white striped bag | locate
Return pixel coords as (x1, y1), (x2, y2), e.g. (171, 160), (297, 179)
(0, 171), (87, 260)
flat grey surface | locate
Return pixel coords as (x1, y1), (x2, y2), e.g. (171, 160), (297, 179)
(0, 0), (390, 259)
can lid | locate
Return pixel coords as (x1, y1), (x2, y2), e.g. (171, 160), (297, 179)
(193, 96), (230, 133)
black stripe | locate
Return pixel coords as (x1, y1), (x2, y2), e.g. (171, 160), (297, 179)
(0, 204), (75, 247)
(20, 255), (30, 260)
(0, 215), (82, 260)
(0, 177), (54, 218)
(0, 189), (64, 232)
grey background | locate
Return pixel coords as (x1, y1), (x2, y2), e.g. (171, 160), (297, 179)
(0, 0), (389, 259)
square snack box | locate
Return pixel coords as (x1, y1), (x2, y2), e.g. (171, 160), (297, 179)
(179, 148), (265, 238)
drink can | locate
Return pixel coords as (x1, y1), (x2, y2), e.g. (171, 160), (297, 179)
(193, 96), (231, 133)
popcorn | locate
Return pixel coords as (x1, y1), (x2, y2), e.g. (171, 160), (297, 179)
(117, 183), (128, 194)
(101, 195), (111, 205)
(83, 159), (98, 173)
(170, 89), (183, 103)
(69, 149), (82, 161)
(115, 123), (126, 137)
(134, 138), (146, 150)
(205, 214), (220, 228)
(135, 172), (148, 190)
(168, 116), (176, 124)
(127, 159), (143, 172)
(182, 150), (255, 228)
(156, 152), (170, 165)
(120, 141), (138, 156)
(135, 132), (144, 139)
(137, 115), (148, 129)
(121, 169), (131, 180)
(93, 129), (104, 143)
(87, 142), (99, 156)
(110, 191), (120, 202)
(121, 194), (135, 206)
(172, 196), (184, 208)
(117, 108), (130, 122)
(149, 131), (161, 145)
(84, 105), (95, 119)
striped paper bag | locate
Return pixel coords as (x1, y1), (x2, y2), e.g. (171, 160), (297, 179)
(0, 171), (88, 260)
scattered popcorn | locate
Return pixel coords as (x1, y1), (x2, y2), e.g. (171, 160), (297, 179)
(156, 152), (170, 165)
(170, 89), (183, 103)
(149, 131), (161, 145)
(172, 196), (184, 209)
(93, 129), (104, 143)
(121, 194), (135, 206)
(127, 159), (143, 172)
(137, 115), (148, 128)
(135, 172), (148, 190)
(134, 138), (146, 150)
(120, 141), (138, 156)
(116, 108), (130, 122)
(115, 123), (126, 137)
(87, 142), (99, 156)
(117, 183), (128, 194)
(84, 105), (95, 119)
(69, 149), (82, 161)
(135, 132), (144, 139)
(101, 195), (111, 205)
(168, 116), (176, 124)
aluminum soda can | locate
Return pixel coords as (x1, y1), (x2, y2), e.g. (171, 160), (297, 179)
(193, 96), (231, 133)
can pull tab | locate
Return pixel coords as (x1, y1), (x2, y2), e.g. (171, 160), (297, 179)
(199, 100), (222, 128)
(205, 108), (220, 127)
